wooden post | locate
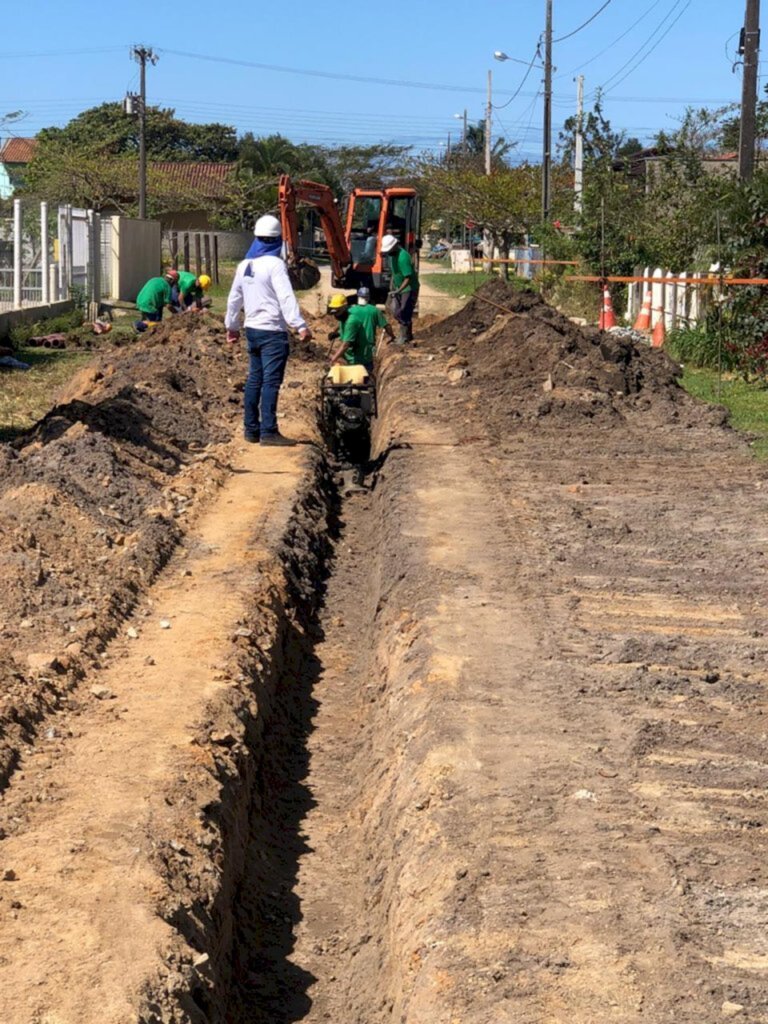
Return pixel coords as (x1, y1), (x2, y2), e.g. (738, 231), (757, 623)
(203, 233), (211, 276)
(183, 233), (190, 272)
(171, 231), (178, 268)
(213, 234), (220, 284)
(194, 233), (202, 276)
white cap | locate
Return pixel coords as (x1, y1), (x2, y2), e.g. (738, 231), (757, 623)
(254, 214), (281, 238)
(380, 234), (398, 254)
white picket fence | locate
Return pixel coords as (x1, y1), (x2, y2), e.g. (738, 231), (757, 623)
(624, 265), (721, 331)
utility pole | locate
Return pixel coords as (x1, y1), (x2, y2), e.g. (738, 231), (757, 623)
(542, 0), (553, 219)
(574, 75), (584, 214)
(485, 70), (492, 175)
(130, 45), (158, 219)
(462, 108), (468, 155)
(738, 0), (761, 181)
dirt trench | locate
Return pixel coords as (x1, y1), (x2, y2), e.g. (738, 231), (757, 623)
(3, 288), (768, 1023)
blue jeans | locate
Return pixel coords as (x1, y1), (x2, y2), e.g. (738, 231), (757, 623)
(134, 310), (162, 332)
(244, 328), (289, 437)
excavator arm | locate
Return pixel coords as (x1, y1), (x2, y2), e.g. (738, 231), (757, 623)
(279, 175), (352, 288)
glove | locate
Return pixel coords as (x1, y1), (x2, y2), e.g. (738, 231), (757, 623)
(298, 327), (313, 342)
(226, 330), (240, 344)
(328, 329), (340, 341)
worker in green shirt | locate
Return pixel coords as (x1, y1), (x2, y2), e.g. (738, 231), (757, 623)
(173, 271), (212, 311)
(380, 233), (419, 343)
(134, 269), (179, 332)
(327, 291), (393, 370)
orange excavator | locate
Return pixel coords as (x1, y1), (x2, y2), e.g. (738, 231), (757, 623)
(278, 174), (420, 302)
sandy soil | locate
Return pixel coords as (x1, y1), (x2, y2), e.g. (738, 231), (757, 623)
(2, 284), (768, 1023)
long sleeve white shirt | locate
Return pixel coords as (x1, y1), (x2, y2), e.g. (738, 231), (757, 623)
(224, 255), (307, 333)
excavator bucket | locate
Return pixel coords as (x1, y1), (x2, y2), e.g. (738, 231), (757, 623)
(287, 258), (321, 292)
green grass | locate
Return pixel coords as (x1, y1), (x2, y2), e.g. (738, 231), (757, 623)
(421, 270), (533, 299)
(0, 347), (93, 441)
(681, 366), (768, 458)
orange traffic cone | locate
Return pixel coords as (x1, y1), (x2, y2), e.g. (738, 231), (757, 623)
(598, 285), (616, 330)
(633, 291), (652, 331)
(651, 312), (666, 348)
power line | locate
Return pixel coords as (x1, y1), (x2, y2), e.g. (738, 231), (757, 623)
(160, 47), (517, 97)
(556, 0), (665, 78)
(599, 0), (692, 96)
(494, 47), (543, 110)
(0, 46), (126, 58)
(554, 0), (613, 43)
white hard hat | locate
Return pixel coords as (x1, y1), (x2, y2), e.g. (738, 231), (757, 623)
(254, 214), (281, 238)
(380, 234), (398, 254)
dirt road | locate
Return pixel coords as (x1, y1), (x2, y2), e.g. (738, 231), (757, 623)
(1, 288), (768, 1022)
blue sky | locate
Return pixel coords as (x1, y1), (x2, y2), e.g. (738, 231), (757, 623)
(0, 0), (759, 162)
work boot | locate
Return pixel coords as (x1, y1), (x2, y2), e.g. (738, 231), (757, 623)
(397, 324), (409, 345)
(243, 432), (259, 443)
(260, 432), (297, 447)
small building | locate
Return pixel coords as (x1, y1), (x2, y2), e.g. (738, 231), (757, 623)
(0, 138), (38, 199)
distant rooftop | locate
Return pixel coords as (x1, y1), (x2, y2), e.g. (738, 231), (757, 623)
(149, 161), (234, 198)
(0, 138), (38, 164)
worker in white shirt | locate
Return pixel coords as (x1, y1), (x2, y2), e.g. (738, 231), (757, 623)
(225, 214), (313, 446)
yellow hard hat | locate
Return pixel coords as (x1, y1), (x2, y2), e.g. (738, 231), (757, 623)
(327, 294), (348, 311)
(198, 274), (212, 289)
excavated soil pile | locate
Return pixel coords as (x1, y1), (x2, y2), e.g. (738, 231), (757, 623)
(422, 280), (727, 432)
(0, 314), (246, 787)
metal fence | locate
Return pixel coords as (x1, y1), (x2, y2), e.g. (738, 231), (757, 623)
(0, 199), (111, 313)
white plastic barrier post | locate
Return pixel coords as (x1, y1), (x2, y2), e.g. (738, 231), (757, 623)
(665, 270), (676, 331)
(689, 273), (701, 324)
(676, 271), (688, 327)
(651, 267), (664, 328)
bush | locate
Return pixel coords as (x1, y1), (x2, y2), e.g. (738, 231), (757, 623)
(9, 308), (85, 348)
(666, 322), (739, 372)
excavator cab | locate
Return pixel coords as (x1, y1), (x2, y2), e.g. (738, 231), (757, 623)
(344, 188), (421, 302)
(276, 175), (420, 303)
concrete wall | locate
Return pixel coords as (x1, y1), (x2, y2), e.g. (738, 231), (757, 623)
(0, 299), (75, 341)
(110, 217), (162, 302)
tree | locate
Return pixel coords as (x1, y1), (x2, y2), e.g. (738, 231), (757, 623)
(559, 93), (628, 166)
(35, 102), (238, 162)
(458, 121), (515, 171)
(419, 159), (540, 275)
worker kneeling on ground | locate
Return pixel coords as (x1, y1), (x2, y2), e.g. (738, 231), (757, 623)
(381, 233), (419, 344)
(134, 269), (179, 332)
(225, 213), (312, 446)
(327, 288), (393, 371)
(172, 271), (211, 312)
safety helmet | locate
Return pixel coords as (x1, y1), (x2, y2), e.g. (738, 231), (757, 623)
(380, 234), (398, 254)
(254, 214), (281, 238)
(327, 294), (348, 313)
(198, 274), (212, 290)
(357, 286), (370, 304)
(165, 268), (180, 283)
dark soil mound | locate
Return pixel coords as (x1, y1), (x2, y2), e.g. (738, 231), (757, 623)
(0, 314), (241, 787)
(423, 280), (725, 432)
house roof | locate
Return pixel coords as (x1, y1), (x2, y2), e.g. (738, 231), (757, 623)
(0, 137), (38, 164)
(149, 161), (235, 198)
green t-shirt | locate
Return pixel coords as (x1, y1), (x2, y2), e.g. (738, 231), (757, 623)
(389, 247), (419, 293)
(341, 306), (386, 366)
(136, 277), (171, 315)
(178, 271), (202, 301)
